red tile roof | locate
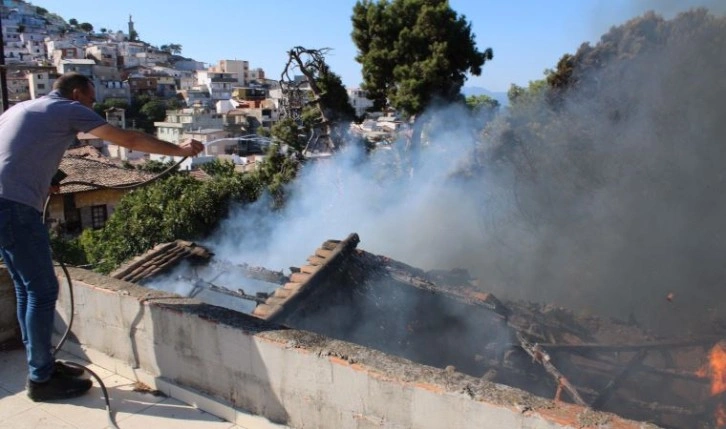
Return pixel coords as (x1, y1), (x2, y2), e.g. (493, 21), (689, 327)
(58, 155), (159, 194)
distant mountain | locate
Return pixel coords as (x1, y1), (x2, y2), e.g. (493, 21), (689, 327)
(462, 86), (509, 107)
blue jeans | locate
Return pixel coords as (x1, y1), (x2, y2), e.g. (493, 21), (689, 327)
(0, 198), (58, 382)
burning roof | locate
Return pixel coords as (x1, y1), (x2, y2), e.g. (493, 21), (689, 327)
(114, 233), (723, 428)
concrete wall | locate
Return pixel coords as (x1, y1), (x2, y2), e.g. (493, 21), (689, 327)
(0, 268), (18, 343)
(51, 267), (656, 429)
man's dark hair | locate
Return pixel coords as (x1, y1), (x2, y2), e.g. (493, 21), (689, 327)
(53, 72), (94, 98)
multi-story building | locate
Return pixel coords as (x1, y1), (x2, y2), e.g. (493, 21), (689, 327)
(152, 106), (225, 167)
(196, 70), (236, 102)
(248, 67), (265, 83)
(27, 67), (59, 99)
(50, 45), (84, 66)
(86, 43), (118, 67)
(104, 107), (147, 161)
(153, 106), (224, 145)
(178, 88), (210, 108)
(125, 74), (177, 98)
(6, 70), (30, 103)
(210, 60), (249, 85)
(347, 88), (374, 118)
(58, 58), (96, 76)
(19, 31), (46, 61)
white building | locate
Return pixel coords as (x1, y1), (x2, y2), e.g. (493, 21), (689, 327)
(347, 88), (374, 118)
(196, 70), (236, 102)
(27, 68), (58, 99)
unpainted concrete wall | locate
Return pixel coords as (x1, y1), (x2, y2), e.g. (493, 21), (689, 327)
(53, 267), (658, 429)
(0, 267), (18, 343)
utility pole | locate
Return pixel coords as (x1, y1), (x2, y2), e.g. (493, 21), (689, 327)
(0, 11), (9, 112)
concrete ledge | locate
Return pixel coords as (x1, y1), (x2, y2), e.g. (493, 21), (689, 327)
(51, 266), (658, 429)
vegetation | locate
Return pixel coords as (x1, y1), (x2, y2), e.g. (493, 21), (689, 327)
(77, 173), (263, 273)
(351, 0), (493, 117)
(68, 116), (306, 273)
(93, 95), (182, 133)
(456, 8), (726, 321)
(160, 43), (183, 54)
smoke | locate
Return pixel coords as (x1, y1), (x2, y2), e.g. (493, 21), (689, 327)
(142, 8), (726, 338)
(462, 7), (726, 334)
(207, 102), (485, 273)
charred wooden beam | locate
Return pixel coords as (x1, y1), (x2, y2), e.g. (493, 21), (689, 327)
(234, 262), (288, 284)
(206, 283), (269, 304)
(515, 331), (587, 406)
(537, 337), (720, 352)
(591, 349), (648, 409)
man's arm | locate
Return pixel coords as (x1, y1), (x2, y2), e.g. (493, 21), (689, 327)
(87, 124), (204, 157)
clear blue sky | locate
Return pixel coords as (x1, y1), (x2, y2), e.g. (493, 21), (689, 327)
(31, 0), (722, 92)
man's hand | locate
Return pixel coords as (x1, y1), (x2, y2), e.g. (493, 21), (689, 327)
(178, 139), (204, 157)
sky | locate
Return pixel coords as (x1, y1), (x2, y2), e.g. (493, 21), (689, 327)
(30, 0), (721, 92)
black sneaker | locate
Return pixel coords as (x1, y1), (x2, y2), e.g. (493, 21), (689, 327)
(54, 360), (86, 378)
(26, 372), (93, 402)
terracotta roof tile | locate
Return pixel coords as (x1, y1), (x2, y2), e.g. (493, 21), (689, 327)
(110, 240), (213, 283)
(58, 155), (158, 194)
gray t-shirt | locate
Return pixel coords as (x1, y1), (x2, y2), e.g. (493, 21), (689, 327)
(0, 90), (107, 211)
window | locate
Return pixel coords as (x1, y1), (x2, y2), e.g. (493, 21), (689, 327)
(91, 205), (108, 229)
(37, 83), (45, 89)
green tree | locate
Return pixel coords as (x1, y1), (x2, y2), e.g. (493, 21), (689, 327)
(165, 97), (184, 110)
(92, 99), (130, 117)
(200, 159), (236, 177)
(68, 18), (78, 27)
(139, 99), (167, 123)
(79, 22), (93, 33)
(159, 44), (182, 54)
(317, 71), (357, 123)
(35, 7), (48, 15)
(352, 0), (493, 117)
(465, 94), (500, 111)
(79, 173), (262, 273)
(129, 30), (139, 41)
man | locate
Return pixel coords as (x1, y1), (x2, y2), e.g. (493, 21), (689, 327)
(0, 72), (203, 402)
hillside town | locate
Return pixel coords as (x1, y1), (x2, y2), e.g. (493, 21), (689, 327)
(0, 1), (392, 153)
(0, 0), (399, 233)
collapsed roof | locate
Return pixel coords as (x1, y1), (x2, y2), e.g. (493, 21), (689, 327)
(111, 234), (722, 428)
